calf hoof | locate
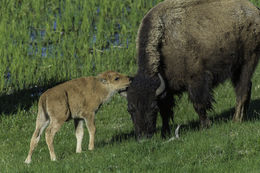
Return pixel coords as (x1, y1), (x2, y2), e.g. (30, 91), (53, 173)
(76, 147), (82, 153)
(76, 150), (82, 153)
(24, 158), (31, 164)
(88, 146), (94, 151)
(50, 156), (57, 161)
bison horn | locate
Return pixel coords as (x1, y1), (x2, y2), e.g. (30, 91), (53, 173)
(156, 73), (165, 96)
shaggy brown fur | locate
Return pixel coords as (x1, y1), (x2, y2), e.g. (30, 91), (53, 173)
(127, 0), (260, 139)
(25, 71), (130, 164)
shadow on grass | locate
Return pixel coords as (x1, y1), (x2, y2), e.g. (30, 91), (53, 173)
(0, 79), (64, 116)
(1, 82), (259, 145)
(96, 130), (136, 148)
(179, 98), (260, 132)
(100, 99), (260, 146)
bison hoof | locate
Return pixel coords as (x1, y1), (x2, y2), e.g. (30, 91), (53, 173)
(232, 118), (242, 123)
(161, 129), (171, 139)
(200, 119), (212, 129)
(232, 112), (244, 123)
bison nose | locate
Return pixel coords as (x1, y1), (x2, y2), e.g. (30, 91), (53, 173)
(136, 133), (153, 143)
(146, 133), (153, 138)
(137, 136), (149, 143)
(128, 76), (134, 82)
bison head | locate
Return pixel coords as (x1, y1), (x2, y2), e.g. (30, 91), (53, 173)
(126, 73), (165, 140)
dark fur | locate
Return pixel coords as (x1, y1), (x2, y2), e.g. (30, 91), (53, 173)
(127, 0), (260, 139)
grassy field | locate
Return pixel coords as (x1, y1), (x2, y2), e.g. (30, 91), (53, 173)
(1, 0), (260, 172)
(0, 65), (259, 172)
(0, 67), (259, 172)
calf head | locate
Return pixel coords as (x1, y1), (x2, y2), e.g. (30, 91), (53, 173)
(127, 73), (165, 140)
(97, 71), (131, 93)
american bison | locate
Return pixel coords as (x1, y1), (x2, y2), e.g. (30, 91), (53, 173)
(126, 0), (260, 139)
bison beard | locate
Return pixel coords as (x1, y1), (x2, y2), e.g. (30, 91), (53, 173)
(127, 0), (260, 140)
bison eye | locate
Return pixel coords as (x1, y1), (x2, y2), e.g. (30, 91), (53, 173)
(151, 101), (158, 110)
(114, 77), (120, 81)
(127, 104), (135, 113)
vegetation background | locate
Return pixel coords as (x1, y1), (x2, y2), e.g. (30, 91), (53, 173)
(0, 0), (260, 172)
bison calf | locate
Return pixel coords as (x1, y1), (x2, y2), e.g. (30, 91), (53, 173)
(25, 71), (130, 164)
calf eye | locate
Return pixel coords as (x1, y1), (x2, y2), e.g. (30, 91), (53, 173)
(115, 77), (120, 81)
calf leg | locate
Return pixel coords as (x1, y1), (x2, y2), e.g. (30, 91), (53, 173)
(45, 119), (64, 161)
(232, 53), (258, 122)
(25, 112), (49, 164)
(188, 72), (214, 128)
(158, 92), (174, 138)
(74, 119), (84, 153)
(83, 112), (96, 150)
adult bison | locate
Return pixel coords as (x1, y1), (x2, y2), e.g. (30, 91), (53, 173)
(126, 0), (260, 139)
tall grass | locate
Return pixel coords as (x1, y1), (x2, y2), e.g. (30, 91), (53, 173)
(0, 0), (164, 95)
(251, 0), (260, 6)
(0, 0), (259, 95)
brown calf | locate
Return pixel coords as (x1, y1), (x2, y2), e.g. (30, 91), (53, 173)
(25, 71), (130, 164)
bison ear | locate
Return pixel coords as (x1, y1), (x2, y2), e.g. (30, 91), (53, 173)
(159, 92), (167, 99)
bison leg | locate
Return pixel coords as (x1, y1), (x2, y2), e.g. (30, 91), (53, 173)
(193, 104), (212, 128)
(232, 81), (252, 122)
(231, 53), (258, 122)
(158, 92), (174, 138)
(188, 73), (214, 128)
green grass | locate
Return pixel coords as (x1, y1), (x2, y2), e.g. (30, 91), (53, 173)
(0, 64), (259, 172)
(0, 0), (158, 94)
(0, 0), (260, 172)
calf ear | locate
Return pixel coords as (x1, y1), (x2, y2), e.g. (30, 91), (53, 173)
(99, 78), (108, 84)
